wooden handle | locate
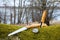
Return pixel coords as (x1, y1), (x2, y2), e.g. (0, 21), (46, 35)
(26, 23), (40, 28)
(41, 10), (47, 23)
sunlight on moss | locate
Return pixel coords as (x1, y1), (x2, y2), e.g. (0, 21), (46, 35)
(0, 24), (60, 40)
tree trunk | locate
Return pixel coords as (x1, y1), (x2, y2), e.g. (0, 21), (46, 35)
(26, 9), (28, 24)
(40, 0), (50, 26)
(10, 13), (12, 24)
(18, 6), (20, 24)
(31, 9), (35, 22)
(14, 0), (16, 24)
(0, 17), (1, 23)
(17, 0), (22, 24)
(4, 4), (6, 24)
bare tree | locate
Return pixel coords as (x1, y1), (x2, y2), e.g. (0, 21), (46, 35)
(18, 0), (20, 24)
(4, 4), (7, 24)
(26, 9), (28, 24)
(0, 12), (2, 23)
(9, 8), (12, 24)
(18, 0), (22, 24)
(18, 6), (20, 24)
(14, 0), (16, 24)
(31, 0), (35, 22)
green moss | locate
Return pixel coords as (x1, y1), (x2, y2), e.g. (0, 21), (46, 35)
(0, 24), (21, 38)
(18, 25), (60, 40)
(0, 24), (60, 40)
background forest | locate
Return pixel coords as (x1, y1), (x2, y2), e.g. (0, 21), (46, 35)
(0, 0), (60, 24)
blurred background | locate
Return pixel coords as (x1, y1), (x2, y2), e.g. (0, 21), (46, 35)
(0, 0), (60, 24)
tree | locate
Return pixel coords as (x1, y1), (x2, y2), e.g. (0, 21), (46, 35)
(18, 0), (22, 24)
(10, 13), (12, 24)
(14, 0), (16, 24)
(0, 12), (2, 23)
(4, 4), (7, 24)
(31, 0), (35, 22)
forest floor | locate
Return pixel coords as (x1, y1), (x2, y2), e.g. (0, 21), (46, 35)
(0, 24), (60, 40)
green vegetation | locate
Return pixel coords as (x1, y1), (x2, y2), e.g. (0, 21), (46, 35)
(0, 24), (21, 38)
(0, 24), (60, 40)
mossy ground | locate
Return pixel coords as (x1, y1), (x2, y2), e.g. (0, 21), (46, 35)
(0, 24), (21, 38)
(0, 24), (60, 40)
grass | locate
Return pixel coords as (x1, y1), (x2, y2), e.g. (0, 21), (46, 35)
(0, 24), (60, 40)
(0, 24), (21, 38)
